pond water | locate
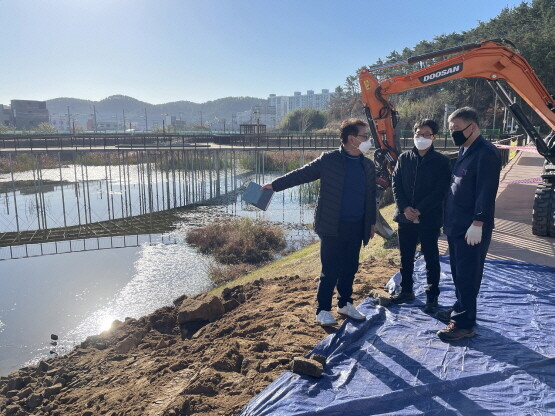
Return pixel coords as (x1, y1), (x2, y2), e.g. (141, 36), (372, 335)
(0, 152), (319, 376)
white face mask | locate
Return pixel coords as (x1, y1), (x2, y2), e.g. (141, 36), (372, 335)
(414, 136), (433, 150)
(357, 139), (373, 154)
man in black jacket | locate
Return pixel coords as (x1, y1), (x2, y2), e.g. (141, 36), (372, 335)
(262, 119), (376, 326)
(437, 107), (502, 342)
(391, 119), (451, 312)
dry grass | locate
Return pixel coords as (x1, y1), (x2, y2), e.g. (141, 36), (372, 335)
(207, 262), (257, 285)
(186, 217), (287, 265)
(239, 150), (323, 172)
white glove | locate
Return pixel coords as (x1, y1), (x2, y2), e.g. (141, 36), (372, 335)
(465, 224), (483, 246)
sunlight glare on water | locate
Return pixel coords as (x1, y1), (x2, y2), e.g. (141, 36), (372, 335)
(97, 314), (117, 333)
(59, 240), (213, 352)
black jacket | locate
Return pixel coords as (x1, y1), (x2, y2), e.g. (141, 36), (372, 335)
(271, 146), (377, 245)
(392, 145), (451, 229)
(444, 136), (502, 237)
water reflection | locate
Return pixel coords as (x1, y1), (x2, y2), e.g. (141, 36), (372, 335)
(0, 149), (320, 375)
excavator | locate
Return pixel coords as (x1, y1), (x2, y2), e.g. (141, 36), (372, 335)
(358, 39), (555, 238)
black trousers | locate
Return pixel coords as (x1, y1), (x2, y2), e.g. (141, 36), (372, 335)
(447, 228), (493, 329)
(317, 220), (363, 314)
(398, 222), (441, 298)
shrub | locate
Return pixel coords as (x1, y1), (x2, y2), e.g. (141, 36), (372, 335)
(186, 217), (287, 264)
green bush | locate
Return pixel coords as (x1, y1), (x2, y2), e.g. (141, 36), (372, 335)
(186, 217), (287, 264)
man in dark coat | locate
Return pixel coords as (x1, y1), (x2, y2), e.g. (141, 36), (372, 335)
(437, 107), (502, 341)
(391, 119), (451, 312)
(262, 118), (376, 326)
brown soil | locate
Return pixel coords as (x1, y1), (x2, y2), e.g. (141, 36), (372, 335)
(0, 259), (396, 416)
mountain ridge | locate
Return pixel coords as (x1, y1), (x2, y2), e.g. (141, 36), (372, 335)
(46, 95), (268, 126)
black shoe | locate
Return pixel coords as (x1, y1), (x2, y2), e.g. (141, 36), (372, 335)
(435, 308), (453, 323)
(423, 296), (439, 313)
(437, 322), (475, 342)
(391, 291), (416, 304)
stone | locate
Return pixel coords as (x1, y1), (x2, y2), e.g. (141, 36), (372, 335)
(173, 294), (187, 307)
(291, 357), (323, 378)
(43, 383), (63, 398)
(250, 341), (270, 352)
(221, 287), (232, 300)
(149, 307), (177, 334)
(370, 289), (392, 306)
(16, 387), (32, 399)
(114, 335), (141, 354)
(4, 405), (21, 416)
(259, 359), (280, 373)
(38, 361), (50, 372)
(310, 353), (327, 366)
(177, 294), (225, 324)
(27, 393), (43, 409)
(223, 298), (240, 313)
(240, 358), (258, 375)
(6, 377), (26, 392)
(170, 362), (187, 372)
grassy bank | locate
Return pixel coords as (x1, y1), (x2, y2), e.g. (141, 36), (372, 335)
(210, 203), (399, 296)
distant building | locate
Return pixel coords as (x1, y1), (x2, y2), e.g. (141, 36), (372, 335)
(95, 121), (119, 131)
(11, 100), (49, 129)
(51, 114), (69, 131)
(268, 89), (333, 126)
(235, 110), (253, 126)
(0, 104), (12, 126)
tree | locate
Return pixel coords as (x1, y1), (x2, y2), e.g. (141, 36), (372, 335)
(0, 125), (10, 133)
(277, 109), (327, 132)
(35, 123), (58, 133)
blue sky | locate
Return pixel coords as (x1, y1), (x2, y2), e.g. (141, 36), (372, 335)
(0, 0), (527, 105)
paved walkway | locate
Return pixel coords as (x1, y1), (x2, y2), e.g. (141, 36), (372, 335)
(438, 150), (555, 267)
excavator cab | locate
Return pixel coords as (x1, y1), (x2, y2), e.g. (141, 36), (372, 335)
(359, 39), (555, 238)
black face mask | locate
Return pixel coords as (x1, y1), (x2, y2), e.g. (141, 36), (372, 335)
(451, 123), (472, 146)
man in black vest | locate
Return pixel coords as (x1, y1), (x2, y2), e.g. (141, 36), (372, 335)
(390, 119), (451, 312)
(262, 119), (376, 326)
(437, 107), (501, 341)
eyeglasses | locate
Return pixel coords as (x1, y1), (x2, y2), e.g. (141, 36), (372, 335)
(415, 133), (434, 138)
(355, 134), (369, 140)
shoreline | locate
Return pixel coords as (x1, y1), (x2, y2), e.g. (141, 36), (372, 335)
(0, 206), (399, 415)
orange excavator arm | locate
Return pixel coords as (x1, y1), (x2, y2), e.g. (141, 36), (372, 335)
(359, 39), (555, 185)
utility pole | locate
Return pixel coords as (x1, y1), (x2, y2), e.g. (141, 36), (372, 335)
(123, 109), (126, 132)
(67, 106), (71, 133)
(144, 108), (148, 131)
(200, 111), (203, 127)
(93, 105), (97, 132)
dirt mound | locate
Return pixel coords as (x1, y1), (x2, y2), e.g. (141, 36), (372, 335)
(0, 259), (395, 416)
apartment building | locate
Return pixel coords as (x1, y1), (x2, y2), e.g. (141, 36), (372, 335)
(268, 89), (332, 125)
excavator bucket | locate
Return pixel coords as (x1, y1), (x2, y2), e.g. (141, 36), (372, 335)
(373, 120), (401, 240)
(375, 208), (395, 239)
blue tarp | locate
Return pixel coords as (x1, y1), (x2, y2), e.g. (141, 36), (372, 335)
(241, 257), (555, 415)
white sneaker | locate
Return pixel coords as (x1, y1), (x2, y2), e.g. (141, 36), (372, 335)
(316, 310), (337, 326)
(337, 303), (366, 321)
